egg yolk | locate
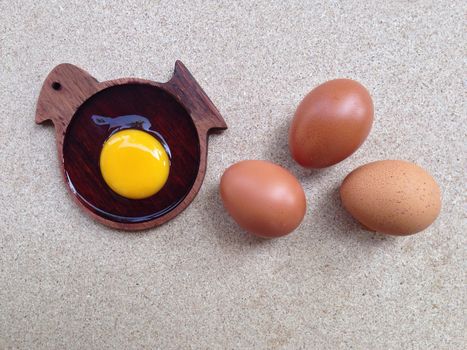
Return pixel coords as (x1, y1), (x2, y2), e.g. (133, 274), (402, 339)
(99, 129), (170, 199)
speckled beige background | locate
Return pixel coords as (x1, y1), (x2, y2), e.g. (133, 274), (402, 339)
(0, 1), (465, 349)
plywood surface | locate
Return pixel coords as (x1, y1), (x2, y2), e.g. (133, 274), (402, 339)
(0, 1), (465, 349)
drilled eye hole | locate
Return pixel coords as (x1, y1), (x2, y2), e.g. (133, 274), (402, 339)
(52, 82), (62, 90)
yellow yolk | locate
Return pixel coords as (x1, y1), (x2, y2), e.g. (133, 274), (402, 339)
(100, 129), (170, 199)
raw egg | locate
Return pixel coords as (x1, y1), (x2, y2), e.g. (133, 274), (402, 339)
(340, 160), (441, 235)
(220, 160), (306, 238)
(100, 129), (170, 199)
(37, 62), (226, 229)
(289, 79), (374, 168)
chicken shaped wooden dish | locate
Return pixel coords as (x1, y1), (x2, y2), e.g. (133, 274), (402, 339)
(36, 61), (227, 230)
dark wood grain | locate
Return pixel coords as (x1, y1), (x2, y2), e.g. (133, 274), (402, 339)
(35, 61), (227, 230)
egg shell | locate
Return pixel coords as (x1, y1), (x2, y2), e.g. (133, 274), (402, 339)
(340, 160), (441, 235)
(289, 79), (374, 168)
(220, 160), (306, 238)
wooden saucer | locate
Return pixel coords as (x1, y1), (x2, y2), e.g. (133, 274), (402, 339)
(35, 61), (227, 230)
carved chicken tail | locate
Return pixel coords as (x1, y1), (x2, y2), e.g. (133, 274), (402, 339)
(165, 61), (227, 132)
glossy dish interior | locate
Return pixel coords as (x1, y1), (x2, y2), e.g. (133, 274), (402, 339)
(63, 83), (201, 223)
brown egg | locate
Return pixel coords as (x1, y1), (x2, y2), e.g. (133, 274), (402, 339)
(289, 79), (374, 168)
(220, 160), (306, 238)
(340, 160), (441, 235)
